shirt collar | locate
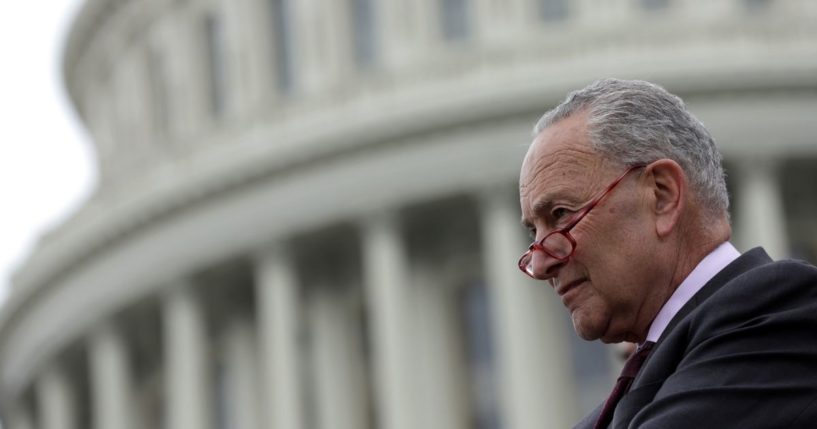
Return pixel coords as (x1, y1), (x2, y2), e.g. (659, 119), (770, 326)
(645, 241), (741, 343)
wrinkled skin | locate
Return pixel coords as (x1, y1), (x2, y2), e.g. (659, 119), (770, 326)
(519, 112), (682, 343)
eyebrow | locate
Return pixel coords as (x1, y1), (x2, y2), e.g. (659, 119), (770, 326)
(531, 199), (555, 220)
(520, 191), (573, 228)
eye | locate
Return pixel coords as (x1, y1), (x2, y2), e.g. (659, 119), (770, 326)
(527, 227), (537, 240)
(552, 207), (569, 220)
(551, 207), (577, 227)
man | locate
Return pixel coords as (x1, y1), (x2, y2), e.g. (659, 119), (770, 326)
(518, 78), (817, 428)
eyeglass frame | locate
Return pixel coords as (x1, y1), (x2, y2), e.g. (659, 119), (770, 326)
(518, 164), (647, 278)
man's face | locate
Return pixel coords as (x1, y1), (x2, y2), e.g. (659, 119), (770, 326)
(519, 113), (664, 343)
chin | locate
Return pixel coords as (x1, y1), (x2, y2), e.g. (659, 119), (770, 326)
(598, 335), (624, 344)
(597, 329), (638, 344)
(571, 316), (604, 341)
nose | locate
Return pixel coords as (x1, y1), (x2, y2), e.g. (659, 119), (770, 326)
(528, 248), (565, 281)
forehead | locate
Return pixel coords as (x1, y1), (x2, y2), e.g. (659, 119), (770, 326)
(520, 113), (611, 199)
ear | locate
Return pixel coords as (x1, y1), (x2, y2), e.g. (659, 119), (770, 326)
(646, 159), (686, 238)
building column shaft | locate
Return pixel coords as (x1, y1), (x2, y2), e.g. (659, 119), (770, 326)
(362, 214), (416, 429)
(37, 365), (77, 429)
(290, 0), (349, 93)
(163, 283), (211, 429)
(473, 0), (528, 41)
(377, 0), (435, 69)
(480, 192), (575, 429)
(413, 266), (468, 429)
(166, 13), (208, 139)
(736, 159), (789, 259)
(308, 287), (368, 429)
(7, 403), (35, 429)
(223, 319), (260, 429)
(256, 248), (303, 429)
(90, 326), (132, 429)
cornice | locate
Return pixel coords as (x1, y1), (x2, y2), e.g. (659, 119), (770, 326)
(15, 44), (817, 309)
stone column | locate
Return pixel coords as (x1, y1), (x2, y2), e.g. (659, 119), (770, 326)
(376, 0), (435, 69)
(164, 11), (210, 141)
(89, 325), (132, 429)
(289, 0), (350, 94)
(574, 0), (631, 25)
(228, 0), (276, 106)
(6, 402), (35, 429)
(222, 318), (260, 429)
(307, 285), (369, 429)
(479, 190), (575, 429)
(163, 282), (211, 429)
(361, 213), (416, 429)
(37, 364), (77, 429)
(255, 247), (303, 429)
(412, 265), (469, 429)
(473, 0), (528, 43)
(734, 158), (789, 259)
(218, 0), (244, 117)
(111, 53), (138, 152)
(373, 0), (407, 69)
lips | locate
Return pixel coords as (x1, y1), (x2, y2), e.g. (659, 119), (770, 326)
(555, 278), (587, 306)
(555, 278), (585, 296)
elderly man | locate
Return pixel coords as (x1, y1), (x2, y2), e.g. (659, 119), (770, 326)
(518, 78), (817, 428)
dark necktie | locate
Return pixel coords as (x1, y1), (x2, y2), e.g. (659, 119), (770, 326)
(593, 341), (656, 429)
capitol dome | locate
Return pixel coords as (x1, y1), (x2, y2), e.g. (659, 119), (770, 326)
(1, 0), (816, 428)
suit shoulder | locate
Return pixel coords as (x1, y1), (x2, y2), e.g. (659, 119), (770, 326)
(683, 258), (817, 337)
(729, 258), (817, 293)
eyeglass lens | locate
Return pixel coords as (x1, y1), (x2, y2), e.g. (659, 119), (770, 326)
(520, 232), (573, 273)
(542, 233), (573, 259)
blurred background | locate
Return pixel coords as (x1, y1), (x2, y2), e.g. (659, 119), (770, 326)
(1, 0), (816, 428)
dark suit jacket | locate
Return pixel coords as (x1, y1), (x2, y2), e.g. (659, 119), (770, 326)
(574, 247), (817, 428)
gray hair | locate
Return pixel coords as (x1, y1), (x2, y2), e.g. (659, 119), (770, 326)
(534, 78), (729, 217)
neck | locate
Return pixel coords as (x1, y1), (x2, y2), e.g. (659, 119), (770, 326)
(630, 213), (730, 343)
(670, 210), (731, 291)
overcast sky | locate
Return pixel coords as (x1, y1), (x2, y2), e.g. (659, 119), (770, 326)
(0, 0), (95, 304)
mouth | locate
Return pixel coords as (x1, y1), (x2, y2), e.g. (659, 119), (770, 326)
(555, 278), (587, 305)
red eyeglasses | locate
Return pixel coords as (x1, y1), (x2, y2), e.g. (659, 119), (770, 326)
(518, 165), (646, 278)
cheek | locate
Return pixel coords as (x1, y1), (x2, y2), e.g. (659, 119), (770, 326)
(593, 216), (651, 261)
(573, 210), (634, 251)
(572, 210), (652, 288)
(576, 247), (636, 307)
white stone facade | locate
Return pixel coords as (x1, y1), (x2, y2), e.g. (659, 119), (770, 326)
(2, 0), (817, 428)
